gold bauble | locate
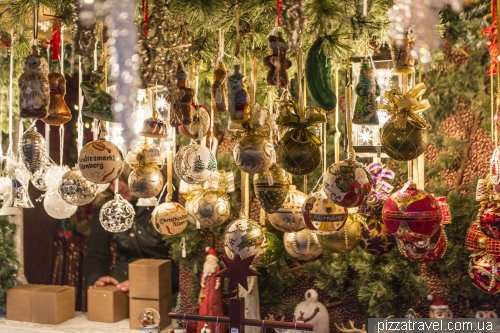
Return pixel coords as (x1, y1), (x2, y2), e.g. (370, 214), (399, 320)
(254, 163), (290, 214)
(381, 117), (427, 161)
(319, 214), (362, 253)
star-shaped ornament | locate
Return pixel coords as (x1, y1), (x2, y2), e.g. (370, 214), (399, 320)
(216, 254), (260, 291)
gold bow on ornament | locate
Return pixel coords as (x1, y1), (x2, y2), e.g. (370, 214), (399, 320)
(379, 82), (431, 130)
(278, 100), (326, 146)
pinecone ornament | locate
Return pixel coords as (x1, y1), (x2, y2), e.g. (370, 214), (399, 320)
(19, 128), (46, 174)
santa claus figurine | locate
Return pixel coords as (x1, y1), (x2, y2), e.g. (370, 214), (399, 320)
(197, 248), (225, 333)
(428, 295), (453, 318)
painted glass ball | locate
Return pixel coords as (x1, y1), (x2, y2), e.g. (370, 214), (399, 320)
(358, 214), (396, 255)
(284, 228), (323, 261)
(278, 138), (321, 176)
(302, 190), (347, 235)
(128, 164), (164, 198)
(469, 252), (500, 295)
(255, 230), (284, 267)
(99, 194), (136, 233)
(44, 191), (77, 219)
(381, 117), (428, 161)
(58, 168), (98, 206)
(268, 186), (307, 232)
(254, 163), (290, 214)
(78, 139), (125, 184)
(233, 134), (275, 174)
(224, 218), (267, 264)
(151, 202), (189, 235)
(319, 214), (362, 253)
(174, 144), (217, 184)
(192, 190), (230, 227)
(397, 227), (447, 263)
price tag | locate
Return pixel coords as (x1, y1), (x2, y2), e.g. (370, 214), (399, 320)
(147, 148), (160, 159)
(231, 329), (239, 333)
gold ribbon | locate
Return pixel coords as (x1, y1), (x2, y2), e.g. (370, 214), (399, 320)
(278, 100), (326, 146)
(379, 82), (431, 130)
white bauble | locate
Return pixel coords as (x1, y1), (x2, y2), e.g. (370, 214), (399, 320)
(128, 164), (164, 198)
(44, 191), (78, 219)
(224, 218), (267, 264)
(99, 194), (135, 232)
(233, 134), (275, 174)
(284, 229), (323, 261)
(268, 186), (307, 232)
(151, 202), (189, 235)
(302, 190), (347, 235)
(192, 190), (230, 227)
(174, 144), (217, 184)
(78, 140), (125, 184)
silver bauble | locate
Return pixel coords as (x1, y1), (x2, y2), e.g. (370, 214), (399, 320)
(58, 168), (98, 206)
(99, 194), (135, 232)
(20, 129), (46, 174)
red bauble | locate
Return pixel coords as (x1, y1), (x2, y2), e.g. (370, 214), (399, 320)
(480, 204), (500, 240)
(396, 227), (447, 263)
(382, 184), (442, 243)
(469, 252), (500, 295)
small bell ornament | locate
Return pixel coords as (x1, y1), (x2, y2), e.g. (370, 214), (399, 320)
(43, 67), (72, 125)
(353, 59), (380, 125)
(254, 163), (290, 214)
(227, 64), (250, 125)
(19, 46), (50, 119)
(224, 216), (267, 264)
(211, 61), (228, 113)
(284, 228), (323, 261)
(151, 201), (189, 235)
(128, 164), (164, 198)
(233, 133), (275, 174)
(268, 185), (307, 232)
(58, 167), (98, 206)
(292, 290), (330, 332)
(100, 194), (135, 232)
(174, 144), (217, 184)
(5, 162), (34, 209)
(78, 139), (125, 184)
(81, 70), (117, 122)
(19, 128), (46, 174)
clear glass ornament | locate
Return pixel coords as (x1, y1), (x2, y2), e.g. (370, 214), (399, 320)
(44, 191), (77, 219)
(137, 197), (158, 206)
(99, 194), (135, 232)
(30, 158), (55, 191)
(58, 168), (98, 206)
(138, 308), (160, 332)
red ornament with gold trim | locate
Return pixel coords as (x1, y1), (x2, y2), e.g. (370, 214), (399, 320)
(302, 189), (347, 235)
(469, 252), (500, 295)
(396, 227), (447, 263)
(480, 204), (500, 240)
(382, 183), (442, 243)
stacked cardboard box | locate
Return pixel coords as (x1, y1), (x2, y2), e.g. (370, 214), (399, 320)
(87, 285), (129, 323)
(129, 259), (172, 330)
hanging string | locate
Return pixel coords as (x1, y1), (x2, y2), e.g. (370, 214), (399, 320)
(141, 0), (149, 22)
(77, 56), (84, 155)
(32, 0), (39, 41)
(345, 55), (355, 161)
(60, 25), (64, 73)
(297, 46), (304, 117)
(334, 65), (340, 163)
(250, 53), (258, 105)
(241, 171), (250, 218)
(217, 29), (224, 63)
(59, 125), (64, 165)
(234, 6), (241, 59)
(363, 0), (368, 16)
(7, 29), (14, 157)
(276, 0), (282, 26)
(167, 138), (173, 201)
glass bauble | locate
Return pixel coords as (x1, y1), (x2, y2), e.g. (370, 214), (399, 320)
(278, 137), (321, 175)
(322, 159), (373, 208)
(96, 183), (110, 193)
(268, 186), (307, 232)
(397, 227), (447, 263)
(192, 190), (230, 227)
(151, 201), (188, 235)
(137, 197), (158, 206)
(381, 117), (427, 161)
(179, 105), (211, 140)
(128, 164), (164, 198)
(58, 168), (98, 206)
(99, 194), (135, 232)
(255, 230), (284, 267)
(174, 144), (217, 184)
(5, 163), (34, 209)
(30, 159), (54, 191)
(319, 215), (362, 253)
(233, 133), (275, 174)
(78, 139), (124, 184)
(44, 191), (77, 219)
(284, 228), (323, 261)
(19, 129), (45, 174)
(302, 190), (347, 235)
(224, 217), (267, 264)
(358, 214), (396, 255)
(254, 163), (289, 214)
(469, 252), (500, 295)
(480, 204), (500, 240)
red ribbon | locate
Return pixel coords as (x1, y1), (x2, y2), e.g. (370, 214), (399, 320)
(141, 0), (149, 36)
(277, 0), (282, 26)
(483, 0), (498, 76)
(43, 19), (61, 62)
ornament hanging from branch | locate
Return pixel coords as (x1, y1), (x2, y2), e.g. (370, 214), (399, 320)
(263, 31), (292, 88)
(81, 70), (117, 122)
(19, 46), (50, 119)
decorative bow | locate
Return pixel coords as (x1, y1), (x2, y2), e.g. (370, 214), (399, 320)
(278, 100), (326, 146)
(465, 222), (500, 255)
(483, 0), (498, 76)
(379, 83), (431, 130)
(368, 162), (394, 194)
(205, 170), (235, 193)
(434, 196), (451, 224)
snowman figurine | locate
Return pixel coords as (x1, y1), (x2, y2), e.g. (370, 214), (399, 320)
(289, 289), (329, 333)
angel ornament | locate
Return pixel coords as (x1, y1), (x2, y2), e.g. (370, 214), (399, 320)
(19, 47), (50, 119)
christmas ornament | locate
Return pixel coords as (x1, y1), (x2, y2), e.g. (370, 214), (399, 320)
(58, 168), (98, 206)
(379, 83), (431, 161)
(358, 163), (395, 216)
(211, 61), (228, 113)
(466, 222), (488, 252)
(319, 214), (362, 253)
(72, 3), (96, 58)
(192, 190), (230, 227)
(43, 69), (72, 125)
(428, 294), (453, 318)
(397, 227), (447, 263)
(228, 64), (250, 124)
(43, 191), (77, 219)
(353, 59), (380, 125)
(284, 228), (323, 261)
(435, 196), (452, 224)
(179, 104), (211, 140)
(128, 164), (164, 198)
(4, 160), (34, 209)
(99, 194), (136, 232)
(174, 144), (217, 184)
(254, 163), (290, 214)
(277, 100), (326, 175)
(126, 142), (165, 166)
(19, 128), (46, 174)
(302, 189), (347, 235)
(78, 140), (125, 184)
(479, 204), (500, 240)
(255, 230), (284, 267)
(358, 214), (396, 255)
(476, 178), (490, 202)
(81, 70), (117, 122)
(185, 195), (198, 225)
(30, 159), (54, 191)
(469, 252), (500, 295)
(233, 133), (275, 174)
(475, 303), (498, 318)
(139, 308), (160, 330)
(151, 201), (189, 235)
(322, 159), (373, 208)
(293, 290), (329, 333)
(263, 32), (292, 88)
(268, 186), (307, 232)
(490, 146), (500, 186)
(19, 47), (50, 119)
(139, 115), (169, 138)
(382, 183), (442, 243)
(224, 217), (267, 264)
(390, 28), (416, 74)
(305, 38), (336, 111)
(170, 62), (194, 127)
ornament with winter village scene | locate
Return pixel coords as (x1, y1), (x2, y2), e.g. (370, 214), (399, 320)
(58, 168), (98, 206)
(128, 164), (164, 198)
(284, 228), (323, 261)
(19, 47), (50, 119)
(151, 201), (188, 235)
(78, 140), (124, 184)
(268, 186), (307, 232)
(302, 189), (347, 235)
(254, 163), (290, 214)
(233, 133), (275, 174)
(224, 217), (267, 264)
(174, 144), (217, 184)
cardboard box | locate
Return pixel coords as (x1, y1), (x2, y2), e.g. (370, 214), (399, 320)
(6, 284), (40, 322)
(30, 285), (75, 324)
(129, 294), (172, 330)
(87, 285), (129, 323)
(129, 259), (171, 299)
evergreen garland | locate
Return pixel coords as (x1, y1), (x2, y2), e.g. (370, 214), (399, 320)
(0, 216), (18, 310)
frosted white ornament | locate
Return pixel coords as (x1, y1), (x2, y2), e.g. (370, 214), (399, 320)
(192, 190), (230, 227)
(233, 133), (275, 174)
(268, 186), (307, 232)
(44, 191), (77, 219)
(99, 194), (135, 232)
(224, 217), (267, 264)
(96, 183), (110, 193)
(291, 289), (329, 333)
(137, 197), (158, 206)
(283, 229), (323, 261)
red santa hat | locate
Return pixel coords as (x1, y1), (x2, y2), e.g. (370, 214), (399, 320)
(428, 295), (449, 310)
(205, 247), (218, 261)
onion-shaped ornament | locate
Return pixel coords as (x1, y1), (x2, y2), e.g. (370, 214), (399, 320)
(151, 201), (189, 235)
(128, 164), (164, 198)
(30, 158), (54, 191)
(44, 191), (77, 219)
(99, 194), (136, 232)
(302, 189), (347, 235)
(233, 133), (275, 174)
(268, 186), (307, 232)
(19, 128), (45, 174)
(224, 217), (267, 264)
(322, 159), (373, 208)
(78, 139), (125, 184)
(284, 229), (323, 261)
(192, 190), (230, 227)
(174, 144), (217, 184)
(358, 214), (396, 255)
(254, 163), (290, 214)
(255, 230), (284, 267)
(58, 168), (98, 206)
(319, 214), (362, 253)
(469, 252), (500, 295)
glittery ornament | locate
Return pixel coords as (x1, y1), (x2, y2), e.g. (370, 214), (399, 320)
(322, 159), (373, 208)
(151, 201), (189, 235)
(302, 190), (347, 235)
(192, 190), (230, 227)
(397, 227), (447, 263)
(224, 217), (267, 264)
(43, 71), (72, 125)
(78, 140), (124, 184)
(99, 194), (136, 232)
(353, 59), (380, 125)
(174, 144), (217, 184)
(255, 230), (284, 267)
(358, 163), (395, 216)
(254, 163), (290, 214)
(138, 308), (161, 329)
(97, 183), (110, 193)
(358, 214), (396, 255)
(284, 228), (323, 261)
(233, 133), (275, 174)
(179, 105), (211, 140)
(268, 186), (307, 232)
(19, 47), (50, 119)
(128, 164), (164, 198)
(211, 61), (228, 113)
(30, 159), (54, 191)
(19, 129), (46, 174)
(185, 196), (198, 225)
(469, 252), (500, 295)
(44, 191), (77, 219)
(319, 214), (361, 253)
(58, 168), (98, 206)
